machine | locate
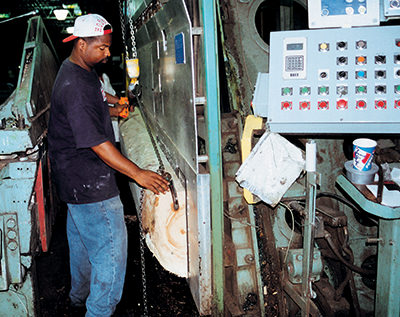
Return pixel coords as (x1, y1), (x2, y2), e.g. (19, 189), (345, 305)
(0, 16), (58, 315)
(2, 0), (400, 316)
(118, 0), (400, 316)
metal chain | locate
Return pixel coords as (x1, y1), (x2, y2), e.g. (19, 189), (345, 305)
(136, 95), (164, 172)
(138, 190), (149, 317)
(128, 13), (137, 59)
(118, 0), (129, 58)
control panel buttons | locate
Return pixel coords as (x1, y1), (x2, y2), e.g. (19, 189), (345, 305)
(337, 56), (348, 65)
(337, 71), (348, 80)
(375, 100), (387, 109)
(345, 7), (354, 15)
(356, 40), (367, 49)
(356, 100), (367, 109)
(356, 70), (367, 79)
(395, 100), (400, 109)
(356, 56), (367, 65)
(356, 85), (367, 94)
(358, 5), (367, 14)
(395, 69), (400, 78)
(375, 70), (386, 79)
(395, 54), (400, 64)
(299, 101), (310, 110)
(318, 86), (329, 95)
(319, 43), (329, 52)
(337, 85), (348, 96)
(375, 55), (386, 64)
(319, 70), (329, 80)
(395, 85), (400, 94)
(281, 101), (292, 110)
(282, 87), (293, 96)
(336, 99), (348, 109)
(318, 101), (329, 110)
(375, 85), (386, 94)
(300, 86), (311, 95)
(396, 38), (400, 46)
(337, 41), (348, 50)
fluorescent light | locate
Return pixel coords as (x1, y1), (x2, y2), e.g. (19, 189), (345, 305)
(53, 9), (69, 21)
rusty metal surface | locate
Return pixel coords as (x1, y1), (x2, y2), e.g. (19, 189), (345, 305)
(221, 114), (264, 315)
(219, 0), (269, 115)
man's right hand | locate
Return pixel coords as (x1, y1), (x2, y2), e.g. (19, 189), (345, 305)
(135, 168), (170, 195)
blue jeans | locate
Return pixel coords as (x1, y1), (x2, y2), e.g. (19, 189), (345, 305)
(67, 196), (127, 317)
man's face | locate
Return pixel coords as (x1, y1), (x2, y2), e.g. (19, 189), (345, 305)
(82, 33), (112, 68)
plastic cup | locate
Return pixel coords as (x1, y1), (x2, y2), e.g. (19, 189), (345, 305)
(352, 138), (377, 171)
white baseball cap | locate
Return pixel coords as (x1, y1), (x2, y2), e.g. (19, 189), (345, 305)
(63, 14), (112, 43)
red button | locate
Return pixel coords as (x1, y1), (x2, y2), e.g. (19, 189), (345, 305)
(281, 101), (292, 110)
(395, 100), (400, 109)
(300, 101), (310, 110)
(318, 101), (328, 110)
(356, 100), (366, 109)
(375, 100), (387, 109)
(336, 99), (348, 109)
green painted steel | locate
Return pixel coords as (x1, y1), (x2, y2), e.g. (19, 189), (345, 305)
(200, 0), (224, 314)
(375, 218), (400, 317)
(336, 174), (400, 315)
(336, 175), (400, 219)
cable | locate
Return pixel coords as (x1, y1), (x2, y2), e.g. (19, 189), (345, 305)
(279, 202), (295, 264)
(324, 231), (375, 276)
(317, 192), (378, 226)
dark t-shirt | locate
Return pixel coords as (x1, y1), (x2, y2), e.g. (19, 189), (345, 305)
(48, 59), (119, 204)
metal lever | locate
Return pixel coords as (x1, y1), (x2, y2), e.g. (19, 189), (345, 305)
(160, 171), (179, 211)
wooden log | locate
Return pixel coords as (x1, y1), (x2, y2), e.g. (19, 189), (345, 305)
(120, 110), (188, 277)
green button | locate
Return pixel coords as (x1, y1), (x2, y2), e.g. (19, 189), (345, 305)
(320, 86), (327, 93)
(283, 87), (291, 95)
(301, 87), (309, 94)
(395, 85), (400, 92)
(357, 86), (366, 92)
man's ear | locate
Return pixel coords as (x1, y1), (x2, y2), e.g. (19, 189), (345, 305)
(77, 38), (87, 51)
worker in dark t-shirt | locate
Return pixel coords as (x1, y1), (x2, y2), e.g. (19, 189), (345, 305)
(48, 14), (169, 317)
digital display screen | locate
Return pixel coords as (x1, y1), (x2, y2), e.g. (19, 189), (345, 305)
(287, 43), (303, 51)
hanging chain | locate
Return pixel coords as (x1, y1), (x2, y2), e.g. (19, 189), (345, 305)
(128, 12), (137, 59)
(138, 190), (149, 317)
(118, 0), (136, 59)
(135, 92), (164, 172)
(118, 0), (129, 58)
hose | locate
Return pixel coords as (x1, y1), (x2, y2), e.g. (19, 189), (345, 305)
(324, 231), (375, 276)
(317, 192), (378, 226)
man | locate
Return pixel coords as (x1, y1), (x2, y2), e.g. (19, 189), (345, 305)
(48, 14), (169, 316)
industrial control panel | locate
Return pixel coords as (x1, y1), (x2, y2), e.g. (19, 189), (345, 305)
(266, 25), (400, 134)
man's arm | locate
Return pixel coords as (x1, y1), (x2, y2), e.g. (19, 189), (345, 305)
(91, 140), (169, 194)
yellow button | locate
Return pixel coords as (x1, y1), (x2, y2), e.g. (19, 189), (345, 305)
(320, 43), (328, 50)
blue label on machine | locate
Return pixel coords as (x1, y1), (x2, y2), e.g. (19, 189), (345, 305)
(175, 32), (185, 64)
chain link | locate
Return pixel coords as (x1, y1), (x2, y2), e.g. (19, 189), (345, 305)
(128, 13), (137, 59)
(117, 0), (129, 58)
(138, 189), (149, 317)
(136, 96), (164, 172)
(118, 0), (136, 59)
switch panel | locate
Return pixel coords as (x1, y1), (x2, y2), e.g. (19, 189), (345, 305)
(308, 0), (379, 29)
(266, 26), (400, 134)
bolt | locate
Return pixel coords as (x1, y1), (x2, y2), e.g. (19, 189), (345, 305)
(296, 254), (303, 261)
(245, 254), (254, 264)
